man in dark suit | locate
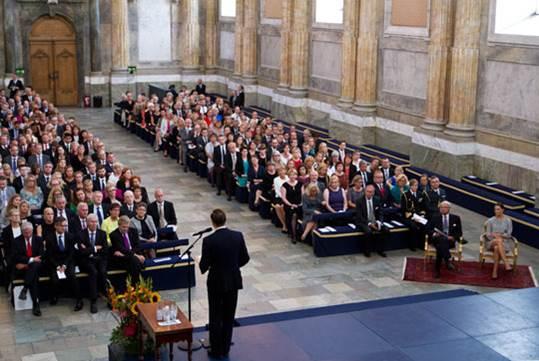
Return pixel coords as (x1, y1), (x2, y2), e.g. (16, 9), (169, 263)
(120, 190), (136, 218)
(357, 161), (372, 187)
(0, 175), (16, 211)
(424, 176), (447, 219)
(89, 191), (109, 227)
(7, 74), (24, 98)
(45, 217), (83, 311)
(110, 216), (145, 282)
(70, 202), (89, 236)
(3, 144), (20, 174)
(213, 136), (227, 196)
(355, 185), (389, 258)
(28, 144), (51, 171)
(380, 158), (394, 183)
(147, 188), (177, 227)
(400, 179), (426, 251)
(224, 142), (239, 201)
(53, 196), (75, 232)
(76, 214), (108, 313)
(427, 201), (462, 278)
(199, 209), (250, 359)
(195, 78), (206, 95)
(93, 165), (108, 193)
(11, 222), (43, 316)
(38, 161), (54, 193)
(179, 118), (194, 172)
(372, 171), (391, 208)
(233, 85), (245, 108)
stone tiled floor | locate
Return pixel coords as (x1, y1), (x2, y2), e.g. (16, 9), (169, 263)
(2, 108), (538, 361)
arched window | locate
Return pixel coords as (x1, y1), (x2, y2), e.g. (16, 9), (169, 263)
(220, 0), (236, 17)
(495, 0), (539, 36)
(315, 0), (344, 24)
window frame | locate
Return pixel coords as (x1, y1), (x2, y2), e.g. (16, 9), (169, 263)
(489, 0), (539, 47)
(312, 0), (344, 29)
(219, 0), (236, 20)
(383, 0), (431, 39)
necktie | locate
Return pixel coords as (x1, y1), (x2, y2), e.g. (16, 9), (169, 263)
(122, 232), (131, 250)
(367, 199), (374, 223)
(58, 235), (65, 251)
(11, 157), (16, 171)
(101, 179), (105, 191)
(90, 232), (95, 247)
(443, 215), (449, 234)
(96, 206), (103, 225)
(26, 238), (32, 257)
(37, 155), (42, 168)
(221, 145), (225, 164)
(159, 203), (166, 228)
(45, 176), (50, 183)
(81, 218), (87, 229)
(1, 190), (5, 206)
(379, 184), (384, 197)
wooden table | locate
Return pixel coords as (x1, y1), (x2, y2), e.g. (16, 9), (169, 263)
(137, 302), (193, 361)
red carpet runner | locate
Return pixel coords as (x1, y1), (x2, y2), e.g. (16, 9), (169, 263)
(403, 257), (537, 289)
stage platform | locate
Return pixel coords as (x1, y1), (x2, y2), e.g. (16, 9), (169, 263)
(115, 287), (539, 360)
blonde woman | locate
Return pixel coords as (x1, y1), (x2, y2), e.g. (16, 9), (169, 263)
(301, 183), (322, 241)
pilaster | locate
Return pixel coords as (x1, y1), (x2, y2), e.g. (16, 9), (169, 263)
(111, 0), (129, 70)
(289, 0), (310, 97)
(182, 0), (200, 72)
(338, 0), (360, 108)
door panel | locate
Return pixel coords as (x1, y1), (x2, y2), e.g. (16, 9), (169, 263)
(29, 41), (55, 103)
(54, 41), (78, 106)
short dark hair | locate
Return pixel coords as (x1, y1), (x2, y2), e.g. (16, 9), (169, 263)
(54, 216), (67, 225)
(495, 202), (505, 210)
(210, 209), (226, 227)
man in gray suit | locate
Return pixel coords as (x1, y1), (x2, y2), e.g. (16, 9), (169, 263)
(179, 118), (194, 172)
(28, 144), (51, 171)
(0, 176), (16, 211)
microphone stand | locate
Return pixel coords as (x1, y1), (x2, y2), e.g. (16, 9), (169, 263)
(176, 231), (206, 352)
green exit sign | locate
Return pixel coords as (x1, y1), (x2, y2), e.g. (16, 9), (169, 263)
(127, 66), (137, 74)
(15, 68), (25, 76)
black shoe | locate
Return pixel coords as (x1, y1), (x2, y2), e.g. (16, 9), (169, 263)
(184, 167), (188, 173)
(446, 262), (455, 271)
(90, 301), (98, 314)
(461, 239), (468, 245)
(378, 251), (387, 258)
(74, 299), (84, 312)
(49, 297), (58, 306)
(207, 349), (224, 359)
(227, 196), (232, 201)
(364, 252), (371, 258)
(217, 191), (221, 196)
(18, 287), (28, 300)
(32, 303), (41, 317)
(409, 247), (417, 252)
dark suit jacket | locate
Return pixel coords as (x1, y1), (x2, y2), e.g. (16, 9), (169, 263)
(213, 144), (227, 168)
(89, 203), (110, 219)
(195, 83), (206, 95)
(234, 92), (245, 108)
(70, 217), (88, 238)
(93, 177), (108, 192)
(427, 214), (462, 241)
(355, 195), (384, 227)
(380, 167), (394, 183)
(224, 151), (239, 173)
(424, 188), (447, 216)
(400, 190), (425, 219)
(77, 229), (108, 260)
(110, 228), (141, 256)
(147, 200), (177, 227)
(28, 154), (51, 169)
(45, 232), (76, 268)
(12, 176), (25, 193)
(11, 235), (44, 265)
(120, 204), (136, 219)
(199, 228), (250, 292)
(373, 183), (391, 207)
(1, 225), (20, 259)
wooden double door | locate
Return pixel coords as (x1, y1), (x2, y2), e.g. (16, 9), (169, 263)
(29, 16), (78, 106)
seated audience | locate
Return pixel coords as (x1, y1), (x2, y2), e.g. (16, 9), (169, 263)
(273, 167), (289, 233)
(147, 188), (177, 239)
(102, 203), (121, 244)
(301, 183), (322, 241)
(400, 179), (425, 251)
(347, 175), (364, 209)
(281, 169), (303, 243)
(486, 203), (514, 279)
(323, 175), (347, 213)
(129, 202), (157, 259)
(424, 176), (447, 220)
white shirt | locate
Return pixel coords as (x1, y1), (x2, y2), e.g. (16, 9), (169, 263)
(273, 176), (289, 199)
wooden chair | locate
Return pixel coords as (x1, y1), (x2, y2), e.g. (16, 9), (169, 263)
(423, 234), (463, 270)
(479, 221), (518, 273)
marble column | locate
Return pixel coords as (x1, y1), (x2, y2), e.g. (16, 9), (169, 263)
(422, 0), (454, 131)
(278, 0), (293, 90)
(289, 0), (310, 96)
(90, 0), (102, 72)
(241, 0), (258, 83)
(338, 0), (360, 107)
(353, 0), (380, 112)
(205, 0), (218, 72)
(111, 0), (129, 70)
(182, 0), (200, 72)
(444, 0), (481, 138)
(4, 0), (21, 74)
(233, 0), (244, 77)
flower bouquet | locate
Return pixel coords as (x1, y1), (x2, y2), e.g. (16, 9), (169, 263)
(108, 276), (161, 355)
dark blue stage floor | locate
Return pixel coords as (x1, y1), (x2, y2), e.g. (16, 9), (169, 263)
(128, 288), (539, 360)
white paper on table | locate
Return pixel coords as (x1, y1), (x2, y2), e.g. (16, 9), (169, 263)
(348, 223), (356, 230)
(512, 190), (525, 195)
(326, 227), (337, 232)
(412, 213), (428, 225)
(75, 266), (80, 273)
(391, 220), (404, 227)
(158, 319), (181, 327)
(57, 270), (66, 279)
(383, 222), (394, 229)
(153, 257), (172, 263)
(486, 182), (498, 186)
(180, 254), (190, 260)
(467, 175), (477, 179)
(318, 227), (330, 233)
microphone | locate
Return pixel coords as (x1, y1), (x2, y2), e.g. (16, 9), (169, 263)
(192, 227), (212, 237)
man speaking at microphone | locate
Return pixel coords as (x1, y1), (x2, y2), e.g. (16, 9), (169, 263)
(199, 209), (250, 359)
